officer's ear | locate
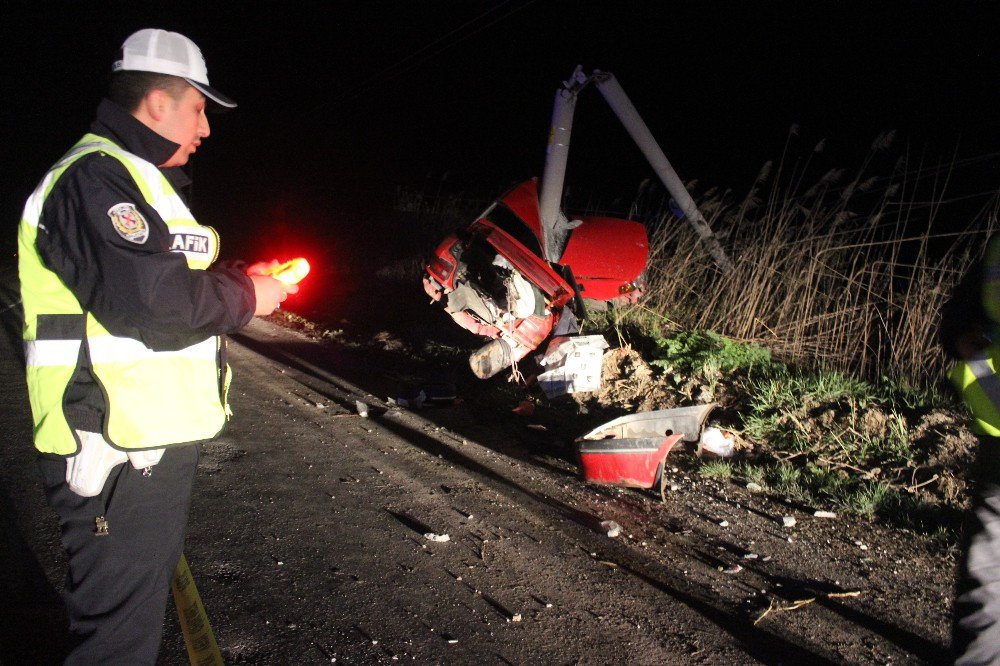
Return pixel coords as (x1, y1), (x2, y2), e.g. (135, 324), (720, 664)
(138, 88), (174, 123)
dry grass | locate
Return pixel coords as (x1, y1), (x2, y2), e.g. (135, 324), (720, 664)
(636, 131), (1000, 389)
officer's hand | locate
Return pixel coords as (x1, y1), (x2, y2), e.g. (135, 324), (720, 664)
(245, 259), (281, 276)
(250, 274), (290, 316)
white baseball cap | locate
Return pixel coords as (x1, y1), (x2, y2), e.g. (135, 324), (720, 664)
(113, 28), (236, 109)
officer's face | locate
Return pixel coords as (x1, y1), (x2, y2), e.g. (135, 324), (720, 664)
(159, 86), (211, 167)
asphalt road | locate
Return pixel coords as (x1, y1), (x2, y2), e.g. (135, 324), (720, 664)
(0, 306), (757, 664)
(0, 271), (953, 664)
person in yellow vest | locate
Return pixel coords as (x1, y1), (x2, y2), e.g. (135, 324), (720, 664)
(942, 236), (1000, 664)
(17, 29), (292, 663)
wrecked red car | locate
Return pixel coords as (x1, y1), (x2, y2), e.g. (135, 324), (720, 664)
(423, 178), (648, 379)
(422, 66), (731, 381)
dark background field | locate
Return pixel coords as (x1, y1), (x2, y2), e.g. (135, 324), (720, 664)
(3, 1), (997, 317)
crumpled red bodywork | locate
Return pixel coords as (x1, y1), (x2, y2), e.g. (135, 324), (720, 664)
(559, 215), (648, 302)
(502, 179), (648, 303)
(423, 178), (650, 368)
(577, 434), (685, 488)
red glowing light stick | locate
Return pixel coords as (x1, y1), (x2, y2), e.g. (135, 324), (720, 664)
(264, 258), (311, 285)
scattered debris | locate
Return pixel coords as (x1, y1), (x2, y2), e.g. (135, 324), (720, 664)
(329, 412), (362, 419)
(396, 390), (427, 410)
(782, 516), (797, 528)
(537, 335), (609, 398)
(754, 590), (863, 625)
(511, 613), (523, 623)
(698, 427), (736, 458)
(743, 553), (759, 560)
(746, 482), (763, 493)
(813, 510), (838, 519)
(419, 381), (457, 405)
(355, 401), (369, 418)
(424, 533), (451, 542)
(600, 520), (622, 538)
(719, 520), (730, 528)
(720, 564), (743, 574)
(512, 400), (536, 416)
(398, 379), (457, 406)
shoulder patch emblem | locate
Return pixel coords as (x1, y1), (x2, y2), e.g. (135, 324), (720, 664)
(107, 203), (149, 244)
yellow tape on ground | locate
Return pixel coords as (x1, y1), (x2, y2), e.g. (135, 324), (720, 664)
(172, 553), (224, 666)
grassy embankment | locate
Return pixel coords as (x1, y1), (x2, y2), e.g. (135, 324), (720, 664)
(589, 129), (999, 540)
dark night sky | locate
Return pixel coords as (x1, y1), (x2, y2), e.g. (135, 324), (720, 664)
(3, 1), (998, 263)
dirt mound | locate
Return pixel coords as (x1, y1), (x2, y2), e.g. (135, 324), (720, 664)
(589, 347), (676, 412)
(910, 409), (978, 505)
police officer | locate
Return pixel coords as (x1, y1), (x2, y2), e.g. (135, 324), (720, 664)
(17, 29), (291, 663)
(943, 236), (1000, 664)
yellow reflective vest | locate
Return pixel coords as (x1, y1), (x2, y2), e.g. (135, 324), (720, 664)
(18, 133), (230, 454)
(950, 235), (1000, 437)
(951, 345), (1000, 437)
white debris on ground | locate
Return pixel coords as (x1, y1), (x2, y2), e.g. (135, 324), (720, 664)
(536, 335), (609, 398)
(600, 520), (622, 538)
(698, 427), (736, 457)
(424, 533), (451, 542)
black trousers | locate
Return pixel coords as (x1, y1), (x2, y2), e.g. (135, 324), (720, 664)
(38, 444), (199, 665)
(954, 435), (1000, 664)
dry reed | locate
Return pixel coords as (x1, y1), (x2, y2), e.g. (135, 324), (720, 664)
(638, 138), (1000, 388)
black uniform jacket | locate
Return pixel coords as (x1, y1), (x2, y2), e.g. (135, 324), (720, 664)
(35, 99), (255, 432)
